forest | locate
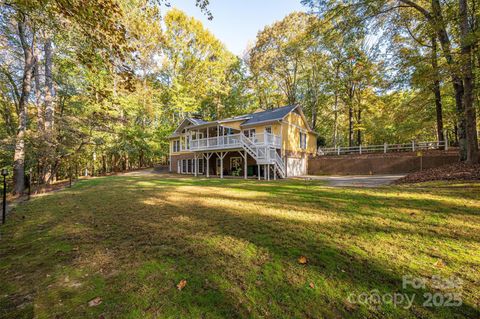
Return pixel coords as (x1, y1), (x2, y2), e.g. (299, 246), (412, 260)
(0, 0), (479, 194)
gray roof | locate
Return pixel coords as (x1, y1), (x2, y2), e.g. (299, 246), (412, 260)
(169, 105), (301, 138)
(189, 118), (209, 125)
(241, 105), (297, 126)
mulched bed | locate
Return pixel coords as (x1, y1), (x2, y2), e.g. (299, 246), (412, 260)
(395, 162), (480, 184)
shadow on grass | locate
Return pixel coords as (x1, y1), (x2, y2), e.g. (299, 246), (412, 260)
(0, 175), (479, 318)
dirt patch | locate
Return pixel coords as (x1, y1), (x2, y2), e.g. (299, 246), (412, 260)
(395, 162), (480, 184)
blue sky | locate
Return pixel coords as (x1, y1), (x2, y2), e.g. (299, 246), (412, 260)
(168, 0), (306, 56)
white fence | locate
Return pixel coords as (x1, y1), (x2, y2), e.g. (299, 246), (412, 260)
(318, 140), (449, 156)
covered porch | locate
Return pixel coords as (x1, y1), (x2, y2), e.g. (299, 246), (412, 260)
(177, 149), (279, 180)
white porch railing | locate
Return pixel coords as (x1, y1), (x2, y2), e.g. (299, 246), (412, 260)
(318, 140), (449, 156)
(186, 132), (281, 151)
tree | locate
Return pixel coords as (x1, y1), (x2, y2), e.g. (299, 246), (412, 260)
(12, 13), (35, 194)
(303, 0), (479, 163)
(249, 12), (317, 107)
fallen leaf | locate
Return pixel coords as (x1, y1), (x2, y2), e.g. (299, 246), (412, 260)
(298, 256), (308, 264)
(344, 300), (358, 312)
(434, 259), (446, 268)
(309, 282), (315, 289)
(88, 297), (102, 307)
(177, 279), (187, 290)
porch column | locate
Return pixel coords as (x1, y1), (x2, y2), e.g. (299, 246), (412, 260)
(195, 154), (198, 177)
(267, 164), (270, 181)
(204, 152), (212, 178)
(257, 164), (260, 180)
(220, 152), (224, 178)
(244, 150), (247, 179)
(215, 151), (226, 179)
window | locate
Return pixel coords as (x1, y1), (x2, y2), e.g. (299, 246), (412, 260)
(299, 132), (307, 149)
(265, 126), (272, 134)
(172, 140), (180, 152)
(243, 128), (256, 138)
(187, 159), (192, 173)
(224, 127), (233, 135)
(182, 159), (187, 173)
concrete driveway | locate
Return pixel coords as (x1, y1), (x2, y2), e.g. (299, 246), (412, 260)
(301, 174), (405, 187)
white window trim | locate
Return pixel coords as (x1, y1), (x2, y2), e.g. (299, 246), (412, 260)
(243, 128), (256, 138)
(299, 132), (307, 149)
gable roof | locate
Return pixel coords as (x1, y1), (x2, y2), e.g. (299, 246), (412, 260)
(170, 117), (209, 138)
(189, 118), (209, 126)
(168, 105), (314, 139)
(240, 105), (297, 126)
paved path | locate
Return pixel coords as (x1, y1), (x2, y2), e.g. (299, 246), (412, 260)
(301, 175), (405, 187)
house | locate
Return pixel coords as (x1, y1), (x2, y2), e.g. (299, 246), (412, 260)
(168, 105), (317, 179)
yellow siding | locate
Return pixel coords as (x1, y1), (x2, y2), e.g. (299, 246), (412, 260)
(221, 120), (244, 131)
(241, 123), (281, 135)
(281, 111), (317, 155)
(169, 108), (317, 157)
(307, 132), (317, 153)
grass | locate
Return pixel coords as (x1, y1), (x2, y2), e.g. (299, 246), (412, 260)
(0, 174), (479, 318)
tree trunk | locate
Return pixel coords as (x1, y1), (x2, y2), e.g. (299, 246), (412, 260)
(430, 0), (468, 160)
(348, 103), (354, 147)
(356, 108), (362, 146)
(311, 101), (318, 131)
(459, 0), (479, 163)
(43, 35), (55, 183)
(44, 36), (54, 131)
(431, 35), (445, 149)
(33, 47), (44, 131)
(13, 16), (35, 195)
(333, 91), (339, 147)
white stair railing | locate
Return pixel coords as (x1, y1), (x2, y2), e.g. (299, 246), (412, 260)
(273, 152), (286, 178)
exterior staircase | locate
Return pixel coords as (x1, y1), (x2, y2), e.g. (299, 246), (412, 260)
(240, 135), (286, 178)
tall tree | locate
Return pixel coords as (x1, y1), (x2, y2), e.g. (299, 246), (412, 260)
(13, 14), (35, 195)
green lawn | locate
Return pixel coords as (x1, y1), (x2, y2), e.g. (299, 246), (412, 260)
(1, 175), (479, 318)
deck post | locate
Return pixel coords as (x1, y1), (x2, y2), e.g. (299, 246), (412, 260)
(194, 154), (198, 177)
(215, 151), (226, 179)
(220, 152), (224, 178)
(206, 153), (209, 177)
(257, 164), (260, 180)
(204, 152), (213, 178)
(244, 150), (247, 179)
